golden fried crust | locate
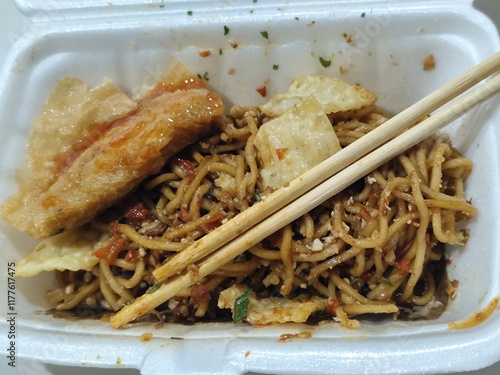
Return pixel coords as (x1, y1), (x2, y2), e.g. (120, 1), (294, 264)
(2, 66), (224, 239)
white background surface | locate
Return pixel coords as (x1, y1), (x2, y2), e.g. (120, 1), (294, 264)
(0, 1), (499, 374)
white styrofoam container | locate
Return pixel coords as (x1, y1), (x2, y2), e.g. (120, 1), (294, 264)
(1, 1), (500, 374)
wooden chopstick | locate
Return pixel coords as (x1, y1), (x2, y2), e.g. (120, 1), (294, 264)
(152, 50), (500, 283)
(111, 69), (500, 328)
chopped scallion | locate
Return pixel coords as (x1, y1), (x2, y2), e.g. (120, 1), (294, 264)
(319, 57), (331, 68)
(146, 282), (162, 294)
(233, 289), (251, 323)
(381, 277), (392, 286)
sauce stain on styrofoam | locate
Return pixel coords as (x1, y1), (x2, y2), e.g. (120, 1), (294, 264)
(448, 297), (499, 329)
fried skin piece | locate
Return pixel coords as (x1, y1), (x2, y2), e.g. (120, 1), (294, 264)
(2, 63), (224, 239)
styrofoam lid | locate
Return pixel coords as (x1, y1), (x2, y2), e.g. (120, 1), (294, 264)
(14, 0), (475, 19)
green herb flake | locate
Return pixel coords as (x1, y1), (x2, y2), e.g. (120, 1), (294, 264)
(233, 289), (251, 323)
(260, 31), (269, 39)
(272, 64), (279, 71)
(219, 48), (223, 55)
(197, 72), (209, 81)
(170, 337), (184, 340)
(294, 17), (299, 20)
(253, 0), (258, 2)
(319, 57), (331, 68)
(381, 277), (392, 286)
(313, 308), (328, 317)
(159, 4), (165, 8)
(253, 190), (261, 202)
(361, 12), (366, 18)
(224, 25), (230, 35)
(187, 10), (193, 16)
(146, 282), (162, 294)
(127, 298), (135, 305)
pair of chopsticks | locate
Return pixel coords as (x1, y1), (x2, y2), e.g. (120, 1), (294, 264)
(111, 51), (500, 328)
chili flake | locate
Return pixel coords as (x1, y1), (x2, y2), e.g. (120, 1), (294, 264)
(125, 249), (140, 263)
(397, 258), (410, 276)
(327, 298), (339, 316)
(256, 85), (267, 97)
(275, 148), (288, 160)
(94, 221), (124, 265)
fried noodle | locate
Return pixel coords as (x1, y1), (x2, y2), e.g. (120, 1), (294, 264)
(46, 104), (476, 326)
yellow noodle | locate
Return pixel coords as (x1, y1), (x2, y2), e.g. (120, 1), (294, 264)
(117, 259), (145, 289)
(119, 224), (185, 251)
(161, 202), (224, 240)
(46, 99), (474, 328)
(249, 244), (282, 260)
(99, 260), (134, 302)
(342, 303), (398, 315)
(280, 224), (294, 295)
(53, 279), (100, 310)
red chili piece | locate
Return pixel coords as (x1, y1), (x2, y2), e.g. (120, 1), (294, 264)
(94, 221), (125, 264)
(256, 85), (267, 97)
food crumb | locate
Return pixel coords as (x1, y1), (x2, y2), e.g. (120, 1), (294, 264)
(228, 68), (235, 75)
(447, 279), (459, 300)
(339, 65), (347, 75)
(423, 54), (435, 71)
(140, 332), (153, 342)
(342, 33), (355, 43)
(278, 330), (312, 342)
(245, 350), (251, 357)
